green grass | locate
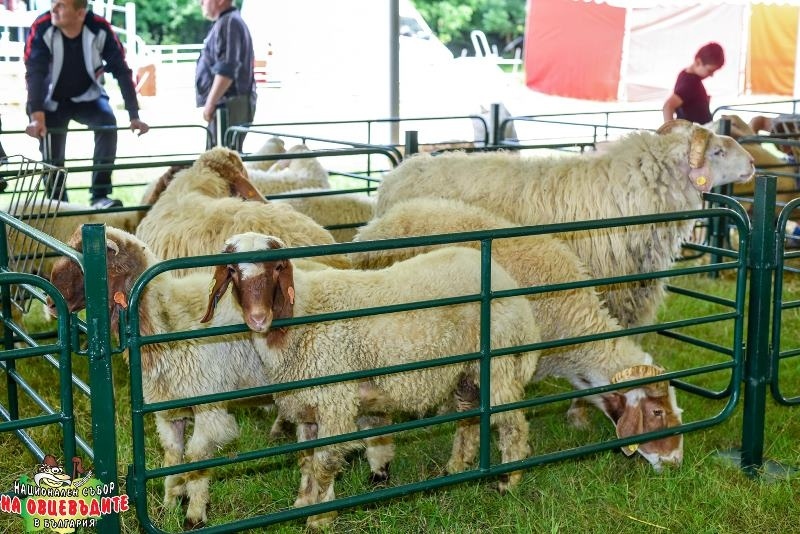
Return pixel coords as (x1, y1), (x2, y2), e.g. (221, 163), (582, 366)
(2, 263), (800, 533)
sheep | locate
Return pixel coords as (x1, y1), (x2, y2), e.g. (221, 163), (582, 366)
(351, 197), (683, 471)
(46, 225), (270, 529)
(134, 147), (350, 275)
(245, 135), (286, 171)
(707, 114), (799, 203)
(247, 143), (331, 195)
(374, 119), (755, 329)
(201, 233), (541, 528)
(274, 188), (376, 242)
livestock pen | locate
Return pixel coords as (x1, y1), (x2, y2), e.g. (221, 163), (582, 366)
(0, 120), (799, 532)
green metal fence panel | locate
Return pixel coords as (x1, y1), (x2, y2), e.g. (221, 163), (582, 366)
(116, 204), (749, 532)
(770, 197), (800, 405)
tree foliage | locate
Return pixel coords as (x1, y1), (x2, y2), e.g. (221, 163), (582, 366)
(127, 0), (208, 45)
(413, 0), (526, 56)
(125, 0), (526, 56)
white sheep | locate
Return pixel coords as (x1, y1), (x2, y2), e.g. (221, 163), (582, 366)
(351, 197), (683, 471)
(46, 225), (269, 529)
(247, 143), (331, 195)
(374, 119), (755, 329)
(707, 114), (799, 203)
(245, 135), (286, 171)
(134, 147), (350, 275)
(274, 188), (376, 242)
(201, 233), (541, 528)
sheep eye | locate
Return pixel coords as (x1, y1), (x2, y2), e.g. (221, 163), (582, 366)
(713, 147), (725, 157)
(652, 409), (664, 417)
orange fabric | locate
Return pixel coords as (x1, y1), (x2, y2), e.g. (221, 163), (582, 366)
(525, 0), (626, 101)
(748, 4), (798, 96)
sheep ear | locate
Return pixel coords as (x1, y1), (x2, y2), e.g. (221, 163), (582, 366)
(273, 260), (295, 320)
(230, 171), (268, 204)
(265, 260), (295, 346)
(615, 402), (644, 457)
(201, 264), (233, 323)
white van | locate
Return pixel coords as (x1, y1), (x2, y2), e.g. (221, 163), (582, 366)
(240, 0), (452, 85)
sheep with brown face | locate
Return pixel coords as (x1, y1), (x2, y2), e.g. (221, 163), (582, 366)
(351, 197), (683, 472)
(47, 225), (270, 530)
(202, 232), (541, 529)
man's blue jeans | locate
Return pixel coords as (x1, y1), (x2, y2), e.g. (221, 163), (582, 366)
(41, 96), (117, 202)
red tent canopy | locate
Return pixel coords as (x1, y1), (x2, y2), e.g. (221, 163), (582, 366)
(525, 0), (800, 101)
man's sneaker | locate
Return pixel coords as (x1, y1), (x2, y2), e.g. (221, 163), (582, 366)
(91, 197), (123, 209)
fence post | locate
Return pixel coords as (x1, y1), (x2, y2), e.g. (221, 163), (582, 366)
(404, 130), (419, 156)
(215, 106), (229, 148)
(708, 117), (733, 272)
(0, 221), (18, 419)
(490, 103), (501, 146)
(82, 224), (121, 533)
(740, 174), (777, 475)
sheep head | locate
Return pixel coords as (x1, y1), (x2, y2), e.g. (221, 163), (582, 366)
(195, 147), (267, 203)
(201, 232), (295, 347)
(47, 225), (147, 332)
(271, 144), (311, 171)
(705, 114), (755, 139)
(601, 364), (684, 472)
(657, 119), (754, 193)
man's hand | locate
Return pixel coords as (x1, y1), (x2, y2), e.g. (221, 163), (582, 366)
(130, 118), (150, 136)
(25, 111), (46, 139)
(202, 101), (216, 123)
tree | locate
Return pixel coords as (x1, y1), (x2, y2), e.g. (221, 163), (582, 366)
(413, 0), (526, 57)
(127, 0), (208, 45)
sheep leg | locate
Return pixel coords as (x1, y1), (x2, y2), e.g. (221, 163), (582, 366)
(446, 374), (480, 475)
(490, 381), (530, 494)
(182, 408), (239, 530)
(357, 415), (394, 485)
(294, 422), (320, 509)
(357, 383), (394, 485)
(566, 397), (593, 429)
(304, 414), (359, 529)
(156, 415), (187, 510)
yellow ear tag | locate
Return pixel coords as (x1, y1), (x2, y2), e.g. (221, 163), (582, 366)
(626, 444), (639, 454)
(695, 176), (708, 187)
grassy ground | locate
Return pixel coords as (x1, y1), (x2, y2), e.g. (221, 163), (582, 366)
(1, 256), (800, 533)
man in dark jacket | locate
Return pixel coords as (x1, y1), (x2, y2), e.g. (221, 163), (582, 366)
(196, 0), (256, 150)
(24, 0), (149, 208)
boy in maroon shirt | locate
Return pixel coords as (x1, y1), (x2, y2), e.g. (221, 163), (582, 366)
(662, 43), (725, 125)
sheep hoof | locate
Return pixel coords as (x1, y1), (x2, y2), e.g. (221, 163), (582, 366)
(368, 466), (390, 486)
(306, 511), (337, 530)
(566, 408), (592, 430)
(182, 517), (206, 530)
(496, 471), (522, 495)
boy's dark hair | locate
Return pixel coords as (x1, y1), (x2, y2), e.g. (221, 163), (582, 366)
(695, 42), (725, 67)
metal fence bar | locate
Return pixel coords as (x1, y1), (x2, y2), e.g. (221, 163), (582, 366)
(81, 224), (121, 533)
(741, 174), (778, 473)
